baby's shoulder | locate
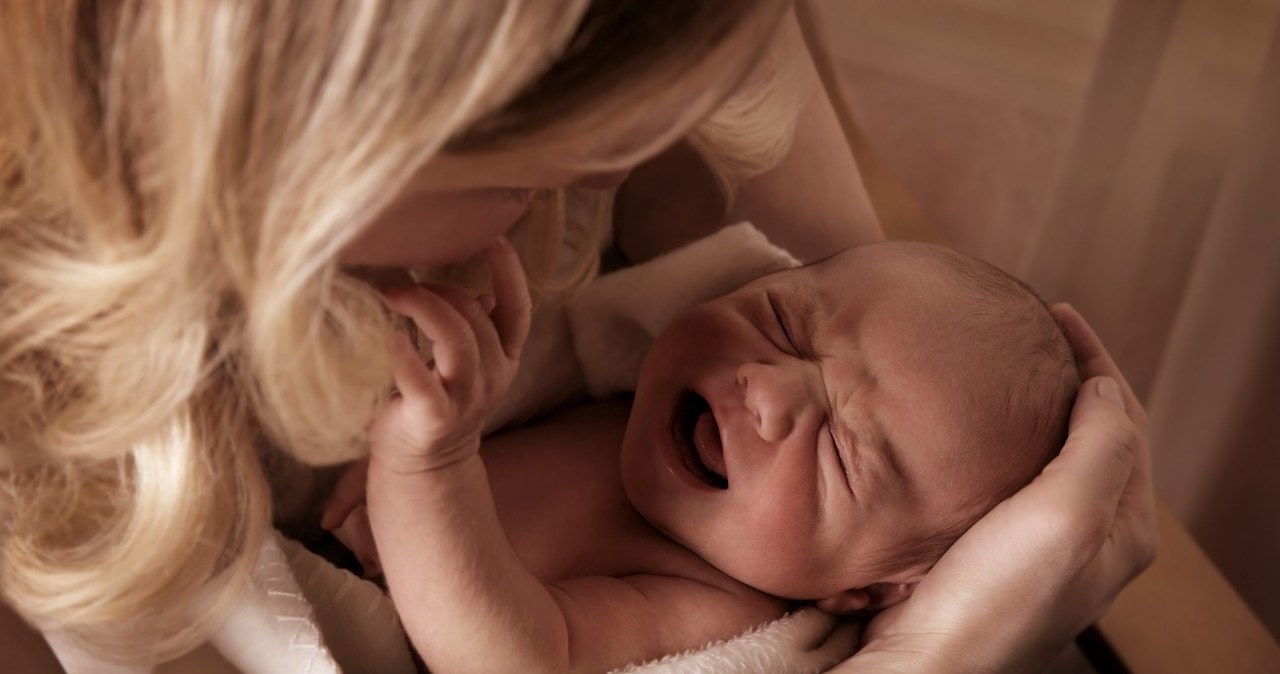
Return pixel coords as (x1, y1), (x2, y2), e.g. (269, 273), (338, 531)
(571, 565), (789, 657)
(618, 534), (788, 623)
(483, 398), (630, 455)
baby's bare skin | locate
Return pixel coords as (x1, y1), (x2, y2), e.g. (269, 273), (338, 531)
(336, 242), (783, 674)
(332, 399), (785, 669)
(337, 241), (1085, 673)
(487, 401), (709, 581)
(332, 400), (779, 605)
(483, 399), (785, 616)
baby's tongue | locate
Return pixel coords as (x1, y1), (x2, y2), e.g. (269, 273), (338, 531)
(693, 411), (726, 481)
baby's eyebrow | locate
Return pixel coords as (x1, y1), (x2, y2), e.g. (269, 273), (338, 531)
(787, 282), (821, 354)
(846, 416), (908, 501)
(869, 433), (909, 499)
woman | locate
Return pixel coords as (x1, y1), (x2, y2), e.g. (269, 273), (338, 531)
(0, 1), (1153, 670)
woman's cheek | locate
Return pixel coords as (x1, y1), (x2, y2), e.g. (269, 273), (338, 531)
(341, 189), (531, 267)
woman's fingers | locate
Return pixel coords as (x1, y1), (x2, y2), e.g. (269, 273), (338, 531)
(1034, 378), (1136, 527)
(859, 306), (1160, 673)
(1051, 303), (1147, 428)
(1051, 304), (1158, 573)
(483, 237), (532, 360)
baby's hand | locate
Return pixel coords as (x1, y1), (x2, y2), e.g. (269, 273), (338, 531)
(369, 238), (531, 474)
(319, 459), (383, 576)
(321, 458), (370, 531)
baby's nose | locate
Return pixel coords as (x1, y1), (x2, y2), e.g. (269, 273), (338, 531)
(736, 362), (808, 443)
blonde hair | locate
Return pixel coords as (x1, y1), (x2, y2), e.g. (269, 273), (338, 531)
(0, 0), (795, 663)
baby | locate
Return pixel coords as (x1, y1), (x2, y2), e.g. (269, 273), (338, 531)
(324, 239), (1080, 674)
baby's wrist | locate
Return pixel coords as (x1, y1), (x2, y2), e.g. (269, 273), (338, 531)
(369, 433), (482, 479)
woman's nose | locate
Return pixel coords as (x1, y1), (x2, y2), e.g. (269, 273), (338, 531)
(736, 362), (809, 443)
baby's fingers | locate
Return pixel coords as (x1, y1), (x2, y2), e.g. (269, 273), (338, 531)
(329, 504), (382, 577)
(321, 458), (371, 531)
(484, 237), (532, 360)
(416, 283), (511, 373)
(385, 286), (480, 386)
(385, 327), (441, 404)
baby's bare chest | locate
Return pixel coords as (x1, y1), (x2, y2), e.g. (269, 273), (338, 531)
(480, 403), (717, 584)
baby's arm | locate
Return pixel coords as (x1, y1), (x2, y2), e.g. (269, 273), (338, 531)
(366, 238), (559, 671)
(374, 449), (777, 673)
(367, 241), (779, 673)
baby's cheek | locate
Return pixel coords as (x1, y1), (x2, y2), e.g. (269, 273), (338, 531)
(732, 501), (811, 558)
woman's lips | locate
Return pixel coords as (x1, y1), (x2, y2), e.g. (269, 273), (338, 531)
(671, 390), (728, 489)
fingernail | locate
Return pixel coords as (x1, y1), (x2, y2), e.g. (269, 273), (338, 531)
(1096, 377), (1122, 404)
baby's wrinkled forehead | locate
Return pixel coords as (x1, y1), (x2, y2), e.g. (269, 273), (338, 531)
(821, 243), (1075, 484)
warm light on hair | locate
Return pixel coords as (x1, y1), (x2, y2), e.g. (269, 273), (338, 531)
(0, 0), (795, 662)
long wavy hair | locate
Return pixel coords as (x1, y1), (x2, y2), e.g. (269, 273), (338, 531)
(0, 0), (799, 662)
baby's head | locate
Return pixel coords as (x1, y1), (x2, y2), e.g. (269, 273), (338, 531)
(620, 241), (1079, 611)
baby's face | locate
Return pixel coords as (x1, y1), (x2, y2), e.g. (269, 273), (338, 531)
(620, 243), (1027, 600)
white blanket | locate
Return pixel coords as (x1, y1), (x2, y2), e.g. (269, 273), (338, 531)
(52, 224), (861, 674)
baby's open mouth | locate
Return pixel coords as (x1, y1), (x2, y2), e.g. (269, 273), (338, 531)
(672, 390), (728, 489)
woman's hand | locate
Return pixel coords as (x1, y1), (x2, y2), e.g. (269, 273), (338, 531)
(369, 237), (531, 475)
(838, 304), (1158, 673)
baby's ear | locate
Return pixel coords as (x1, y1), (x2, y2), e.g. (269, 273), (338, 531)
(816, 582), (917, 614)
